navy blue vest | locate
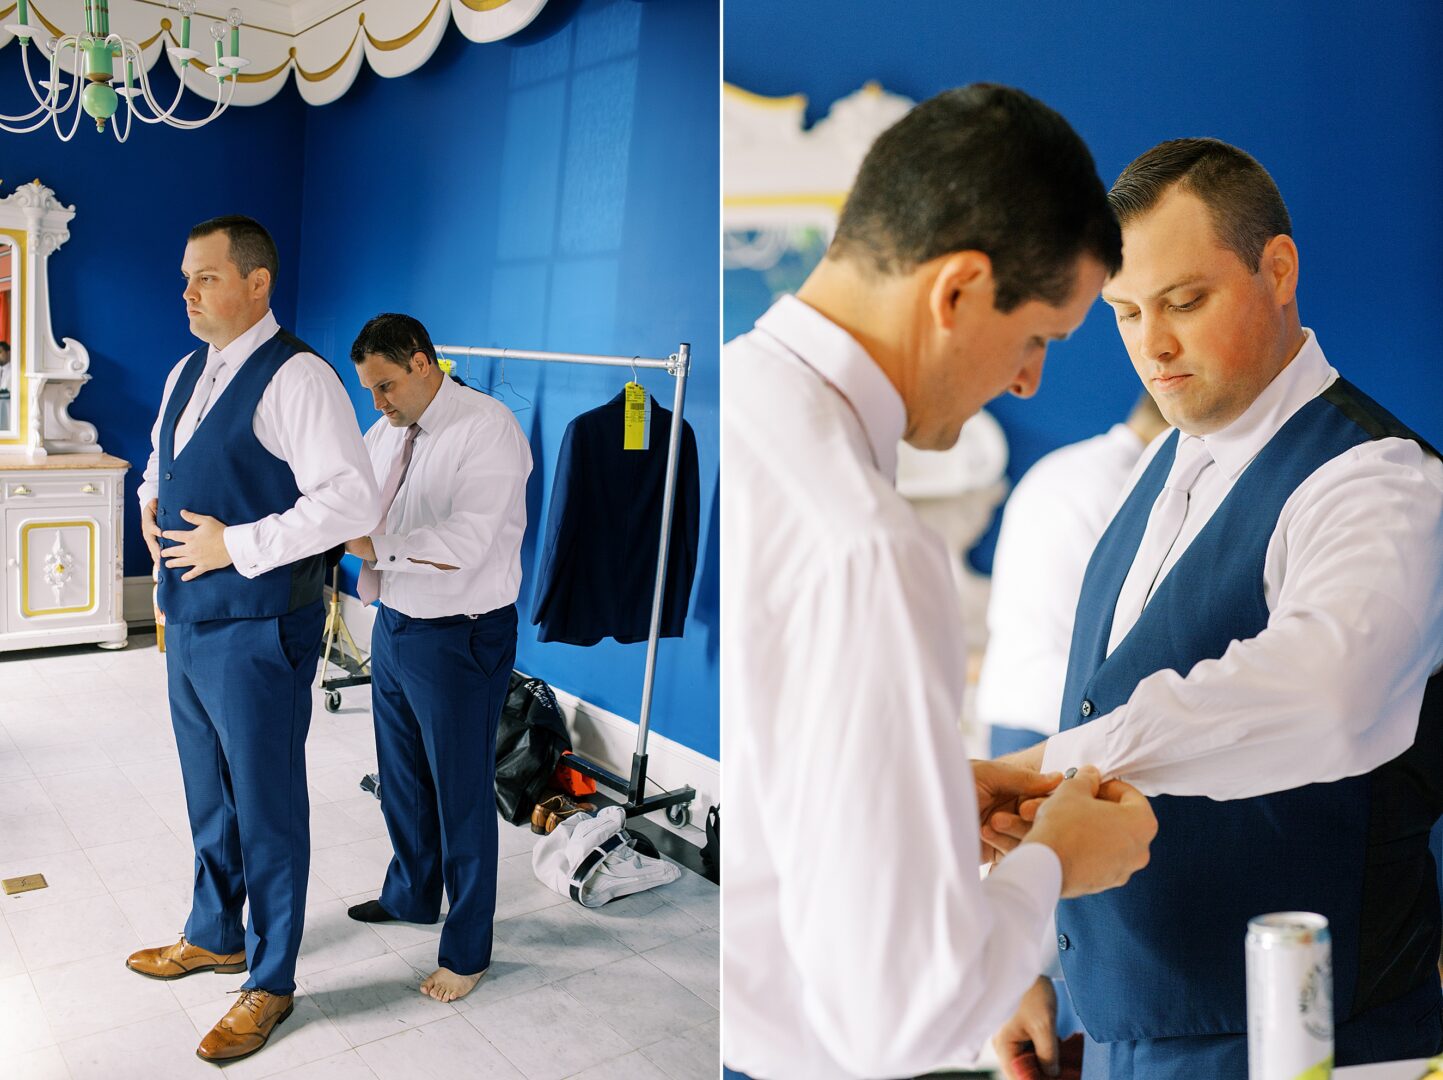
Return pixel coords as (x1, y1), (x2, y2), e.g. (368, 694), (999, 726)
(156, 330), (329, 623)
(1056, 379), (1443, 1046)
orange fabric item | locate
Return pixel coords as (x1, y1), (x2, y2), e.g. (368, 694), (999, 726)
(553, 752), (598, 796)
(1011, 1033), (1084, 1080)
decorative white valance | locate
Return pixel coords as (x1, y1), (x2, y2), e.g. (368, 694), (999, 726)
(0, 0), (550, 108)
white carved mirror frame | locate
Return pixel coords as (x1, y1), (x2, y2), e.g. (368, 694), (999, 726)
(0, 181), (99, 458)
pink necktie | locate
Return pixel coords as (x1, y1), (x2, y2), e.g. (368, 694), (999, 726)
(1107, 436), (1214, 653)
(175, 356), (226, 450)
(358, 424), (419, 605)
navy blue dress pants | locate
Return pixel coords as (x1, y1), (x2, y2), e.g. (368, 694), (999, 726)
(165, 600), (324, 996)
(371, 603), (516, 976)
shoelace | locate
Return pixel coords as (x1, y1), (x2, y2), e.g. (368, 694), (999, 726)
(228, 988), (269, 1020)
(161, 933), (191, 962)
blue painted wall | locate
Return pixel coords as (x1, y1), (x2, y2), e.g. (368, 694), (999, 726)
(0, 49), (308, 572)
(297, 0), (720, 759)
(724, 0), (1443, 571)
(0, 0), (720, 760)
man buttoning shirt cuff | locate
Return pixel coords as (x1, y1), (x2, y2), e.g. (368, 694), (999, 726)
(1036, 720), (1114, 782)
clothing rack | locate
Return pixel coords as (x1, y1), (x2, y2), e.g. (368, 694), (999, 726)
(431, 340), (697, 826)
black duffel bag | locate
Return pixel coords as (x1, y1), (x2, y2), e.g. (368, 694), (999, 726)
(495, 672), (572, 825)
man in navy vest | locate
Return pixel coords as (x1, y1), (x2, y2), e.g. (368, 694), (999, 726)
(126, 216), (379, 1064)
(984, 141), (1443, 1079)
(339, 313), (532, 1006)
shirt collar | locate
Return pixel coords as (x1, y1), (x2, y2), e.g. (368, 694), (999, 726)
(208, 309), (280, 372)
(755, 294), (906, 483)
(413, 370), (456, 435)
(1195, 328), (1335, 480)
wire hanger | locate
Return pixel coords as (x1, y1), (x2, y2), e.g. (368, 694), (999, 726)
(488, 352), (533, 414)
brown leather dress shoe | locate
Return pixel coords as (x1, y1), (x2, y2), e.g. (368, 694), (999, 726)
(126, 935), (247, 980)
(196, 989), (294, 1063)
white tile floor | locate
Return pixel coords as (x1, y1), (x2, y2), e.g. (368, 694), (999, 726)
(0, 634), (719, 1079)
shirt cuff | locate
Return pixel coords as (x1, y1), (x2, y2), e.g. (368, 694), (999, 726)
(370, 532), (405, 570)
(1041, 721), (1112, 778)
(137, 482), (158, 507)
(223, 523), (264, 579)
(987, 842), (1063, 919)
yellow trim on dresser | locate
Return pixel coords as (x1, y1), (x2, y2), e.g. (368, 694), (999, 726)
(19, 518), (97, 617)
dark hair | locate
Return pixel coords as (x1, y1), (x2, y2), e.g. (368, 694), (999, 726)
(188, 215), (279, 296)
(829, 83), (1121, 313)
(1108, 138), (1291, 272)
(350, 313), (437, 370)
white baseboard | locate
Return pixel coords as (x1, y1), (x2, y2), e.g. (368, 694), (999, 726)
(123, 575), (157, 628)
(120, 580), (716, 839)
(331, 589), (716, 838)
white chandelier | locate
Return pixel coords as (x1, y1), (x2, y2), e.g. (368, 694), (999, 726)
(1, 0), (250, 141)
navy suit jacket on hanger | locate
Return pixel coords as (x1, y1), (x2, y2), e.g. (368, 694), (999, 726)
(532, 390), (700, 646)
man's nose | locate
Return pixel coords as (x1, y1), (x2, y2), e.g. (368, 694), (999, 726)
(1140, 315), (1179, 362)
(1011, 352), (1046, 399)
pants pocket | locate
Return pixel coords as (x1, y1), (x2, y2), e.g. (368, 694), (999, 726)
(468, 608), (517, 679)
(273, 603), (323, 672)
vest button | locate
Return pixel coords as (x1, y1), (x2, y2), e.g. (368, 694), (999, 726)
(1058, 933), (1071, 951)
(1080, 700), (1093, 718)
(164, 472), (172, 480)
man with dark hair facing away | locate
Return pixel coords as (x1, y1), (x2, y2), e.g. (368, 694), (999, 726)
(987, 139), (1443, 1079)
(343, 312), (532, 1005)
(127, 215), (379, 1063)
(722, 84), (1159, 1080)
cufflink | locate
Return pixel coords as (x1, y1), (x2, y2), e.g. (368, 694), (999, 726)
(1064, 767), (1078, 779)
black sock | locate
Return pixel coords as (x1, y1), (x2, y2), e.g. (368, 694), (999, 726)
(346, 899), (397, 923)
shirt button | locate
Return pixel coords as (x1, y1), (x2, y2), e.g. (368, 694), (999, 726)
(388, 555), (396, 562)
(1080, 700), (1094, 718)
(1058, 934), (1071, 951)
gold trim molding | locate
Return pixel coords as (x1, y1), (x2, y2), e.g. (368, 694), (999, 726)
(0, 0), (549, 108)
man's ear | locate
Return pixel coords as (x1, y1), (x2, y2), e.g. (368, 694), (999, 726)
(249, 267), (272, 303)
(1261, 233), (1299, 308)
(411, 350), (432, 375)
(927, 250), (993, 333)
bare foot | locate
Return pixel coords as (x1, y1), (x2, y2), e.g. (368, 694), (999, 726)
(419, 966), (485, 1003)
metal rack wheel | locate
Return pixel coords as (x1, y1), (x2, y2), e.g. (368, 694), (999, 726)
(324, 690), (342, 713)
(666, 803), (692, 828)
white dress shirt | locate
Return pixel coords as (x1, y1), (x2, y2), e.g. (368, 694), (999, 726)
(363, 374), (532, 619)
(976, 423), (1147, 736)
(722, 296), (1063, 1080)
(1042, 330), (1443, 798)
(138, 310), (379, 578)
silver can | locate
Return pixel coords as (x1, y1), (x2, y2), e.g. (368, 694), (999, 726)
(1246, 912), (1333, 1080)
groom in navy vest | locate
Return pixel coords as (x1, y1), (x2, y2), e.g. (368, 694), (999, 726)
(984, 141), (1443, 1079)
(126, 216), (378, 1064)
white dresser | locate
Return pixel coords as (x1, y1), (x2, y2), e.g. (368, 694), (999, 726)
(0, 453), (129, 652)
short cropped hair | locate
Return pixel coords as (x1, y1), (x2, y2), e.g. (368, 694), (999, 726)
(1108, 138), (1292, 272)
(350, 313), (437, 370)
(829, 83), (1122, 313)
(188, 215), (279, 296)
